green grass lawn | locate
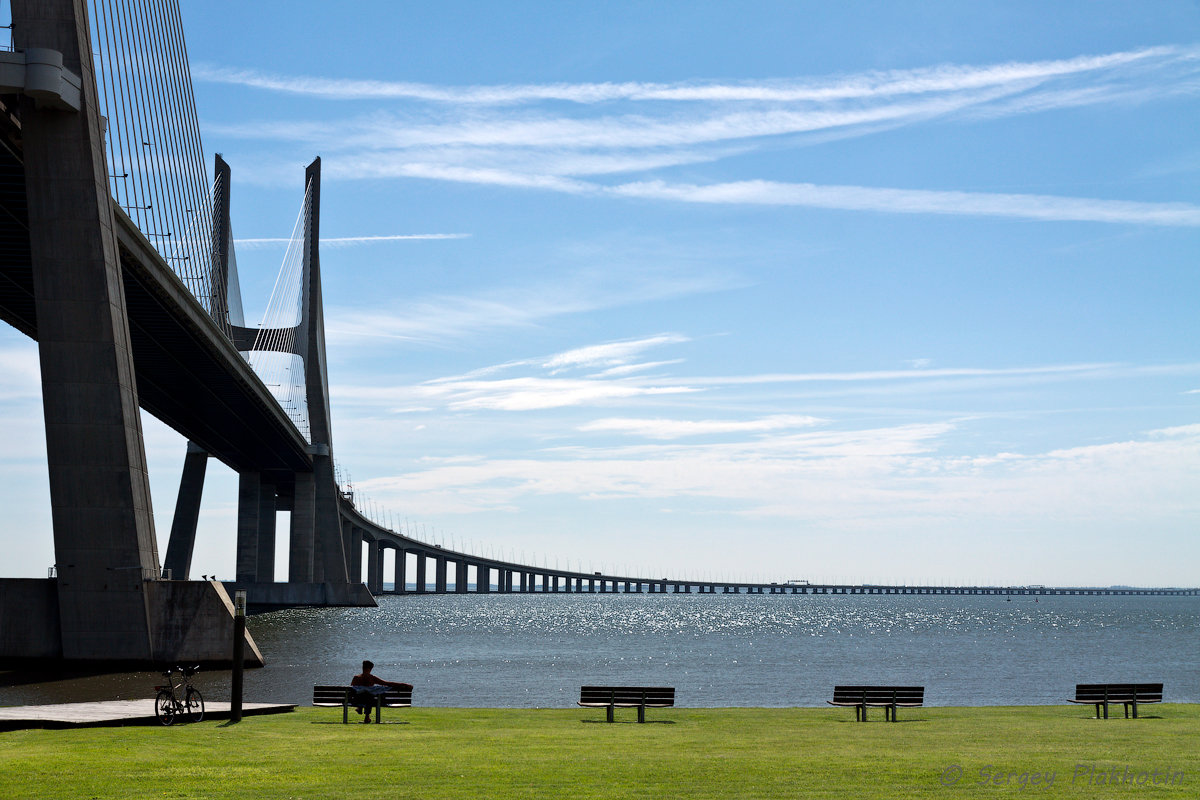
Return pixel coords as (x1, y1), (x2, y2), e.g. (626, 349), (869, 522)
(1, 704), (1196, 799)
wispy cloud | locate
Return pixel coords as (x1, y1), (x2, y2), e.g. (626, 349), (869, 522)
(202, 45), (1200, 226)
(332, 329), (1196, 417)
(234, 233), (470, 249)
(579, 414), (822, 440)
(325, 271), (736, 346)
(673, 363), (1126, 385)
(608, 180), (1200, 226)
(354, 421), (1200, 529)
(542, 335), (690, 372)
(194, 46), (1187, 105)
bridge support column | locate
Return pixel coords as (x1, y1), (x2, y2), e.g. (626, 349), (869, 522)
(393, 547), (406, 593)
(435, 557), (447, 593)
(365, 540), (382, 594)
(455, 561), (468, 593)
(414, 553), (427, 592)
(348, 526), (364, 585)
(235, 473), (261, 583)
(364, 540), (377, 594)
(163, 443), (207, 580)
(255, 480), (276, 583)
(310, 452), (346, 584)
(20, 0), (160, 659)
(289, 472), (315, 582)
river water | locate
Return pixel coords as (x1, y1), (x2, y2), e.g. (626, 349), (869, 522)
(2, 593), (1196, 709)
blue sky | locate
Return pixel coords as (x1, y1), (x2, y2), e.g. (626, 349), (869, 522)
(1, 0), (1198, 585)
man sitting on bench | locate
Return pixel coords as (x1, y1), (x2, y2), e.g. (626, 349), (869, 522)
(351, 660), (413, 723)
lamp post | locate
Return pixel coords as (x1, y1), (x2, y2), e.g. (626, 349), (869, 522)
(231, 590), (246, 722)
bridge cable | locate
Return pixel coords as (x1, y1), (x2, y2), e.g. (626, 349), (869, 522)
(89, 0), (223, 331)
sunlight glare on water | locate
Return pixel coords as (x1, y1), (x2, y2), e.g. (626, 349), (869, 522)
(2, 594), (1194, 709)
(230, 593), (1198, 708)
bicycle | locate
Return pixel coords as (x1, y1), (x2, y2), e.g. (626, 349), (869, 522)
(154, 665), (205, 725)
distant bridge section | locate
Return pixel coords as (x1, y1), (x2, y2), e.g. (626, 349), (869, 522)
(331, 501), (1198, 601)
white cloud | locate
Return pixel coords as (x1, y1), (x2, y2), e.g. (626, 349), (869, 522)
(579, 414), (823, 439)
(193, 46), (1187, 105)
(325, 272), (733, 346)
(676, 362), (1123, 385)
(331, 357), (1200, 416)
(589, 360), (685, 378)
(608, 179), (1200, 226)
(203, 45), (1200, 226)
(234, 233), (470, 249)
(542, 334), (690, 372)
(425, 376), (699, 412)
(356, 421), (1200, 528)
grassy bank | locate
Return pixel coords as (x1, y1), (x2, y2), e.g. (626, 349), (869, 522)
(1, 704), (1196, 799)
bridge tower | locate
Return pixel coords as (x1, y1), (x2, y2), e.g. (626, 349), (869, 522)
(164, 156), (369, 607)
(2, 0), (261, 665)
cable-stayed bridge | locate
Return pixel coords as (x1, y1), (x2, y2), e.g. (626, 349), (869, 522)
(1, 2), (1195, 669)
(0, 0), (370, 667)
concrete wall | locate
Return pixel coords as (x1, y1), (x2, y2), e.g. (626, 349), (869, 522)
(145, 580), (263, 667)
(0, 578), (264, 667)
(221, 581), (375, 609)
(0, 579), (63, 660)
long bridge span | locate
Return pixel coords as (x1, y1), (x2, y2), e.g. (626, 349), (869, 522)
(334, 504), (1198, 599)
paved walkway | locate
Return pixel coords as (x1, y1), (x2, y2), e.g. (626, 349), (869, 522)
(0, 700), (295, 729)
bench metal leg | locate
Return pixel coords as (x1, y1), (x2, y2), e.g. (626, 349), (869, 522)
(638, 705), (645, 724)
(342, 700), (349, 724)
(606, 705), (614, 723)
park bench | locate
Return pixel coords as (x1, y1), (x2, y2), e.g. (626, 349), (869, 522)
(312, 685), (412, 724)
(828, 685), (924, 722)
(1068, 683), (1162, 719)
(578, 685), (675, 723)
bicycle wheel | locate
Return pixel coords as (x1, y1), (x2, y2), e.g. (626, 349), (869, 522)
(185, 688), (205, 723)
(155, 689), (176, 726)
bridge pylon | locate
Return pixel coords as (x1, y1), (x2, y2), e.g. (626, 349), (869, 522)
(0, 0), (262, 667)
(164, 155), (371, 608)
